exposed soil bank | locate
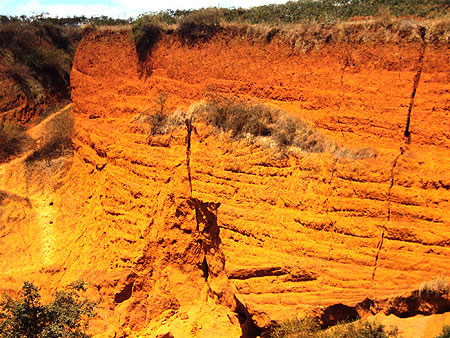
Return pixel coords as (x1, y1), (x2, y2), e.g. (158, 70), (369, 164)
(70, 24), (450, 326)
(0, 23), (448, 337)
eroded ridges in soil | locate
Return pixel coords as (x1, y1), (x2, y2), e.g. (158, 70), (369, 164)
(0, 24), (449, 336)
(67, 27), (450, 327)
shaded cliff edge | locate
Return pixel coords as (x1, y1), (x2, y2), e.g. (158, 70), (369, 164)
(0, 22), (81, 123)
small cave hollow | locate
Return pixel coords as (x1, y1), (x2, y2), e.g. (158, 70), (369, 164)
(320, 303), (359, 329)
(114, 281), (134, 303)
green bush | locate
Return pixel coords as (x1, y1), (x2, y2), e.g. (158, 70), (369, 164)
(0, 281), (97, 338)
(0, 18), (82, 107)
(436, 325), (450, 338)
(325, 321), (398, 338)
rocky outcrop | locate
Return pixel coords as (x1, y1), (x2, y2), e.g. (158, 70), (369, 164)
(113, 196), (260, 337)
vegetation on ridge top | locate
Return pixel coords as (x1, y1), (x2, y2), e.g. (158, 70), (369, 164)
(134, 0), (449, 26)
(0, 15), (82, 120)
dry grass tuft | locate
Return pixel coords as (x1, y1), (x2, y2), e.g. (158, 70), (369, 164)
(0, 122), (34, 163)
(25, 108), (74, 164)
(419, 276), (450, 299)
(269, 318), (398, 338)
(202, 93), (374, 158)
(142, 93), (375, 159)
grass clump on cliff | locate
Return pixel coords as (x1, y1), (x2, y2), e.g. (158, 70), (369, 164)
(0, 122), (34, 163)
(269, 317), (398, 338)
(25, 108), (74, 164)
(204, 93), (273, 138)
(141, 93), (374, 158)
(202, 93), (374, 158)
(419, 276), (449, 299)
(0, 280), (97, 338)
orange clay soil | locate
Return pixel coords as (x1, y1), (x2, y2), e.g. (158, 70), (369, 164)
(0, 26), (449, 337)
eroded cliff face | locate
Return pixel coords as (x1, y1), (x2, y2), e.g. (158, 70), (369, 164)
(0, 25), (79, 123)
(0, 25), (449, 337)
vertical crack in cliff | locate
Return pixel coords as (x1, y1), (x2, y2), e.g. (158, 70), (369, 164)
(317, 158), (338, 302)
(371, 229), (385, 282)
(337, 51), (350, 138)
(404, 27), (426, 142)
(185, 117), (194, 195)
(325, 158), (338, 261)
(372, 28), (425, 280)
(340, 51), (351, 87)
(183, 116), (210, 280)
(372, 147), (405, 281)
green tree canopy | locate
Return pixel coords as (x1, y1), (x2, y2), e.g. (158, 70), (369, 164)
(0, 281), (97, 338)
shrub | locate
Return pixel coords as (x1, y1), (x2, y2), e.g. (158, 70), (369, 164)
(5, 65), (35, 100)
(148, 94), (169, 136)
(0, 122), (33, 163)
(269, 318), (398, 338)
(270, 317), (320, 338)
(0, 18), (81, 108)
(176, 8), (222, 45)
(324, 320), (398, 338)
(272, 115), (299, 149)
(204, 94), (274, 138)
(25, 108), (74, 164)
(436, 325), (450, 338)
(146, 93), (375, 158)
(290, 118), (329, 153)
(131, 17), (162, 62)
(203, 93), (333, 152)
(0, 280), (97, 338)
(419, 276), (449, 299)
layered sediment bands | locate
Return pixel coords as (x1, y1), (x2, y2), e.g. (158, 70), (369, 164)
(0, 25), (449, 337)
(70, 27), (450, 324)
(0, 117), (258, 336)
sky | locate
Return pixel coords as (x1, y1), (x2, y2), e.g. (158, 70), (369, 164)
(1, 0), (289, 18)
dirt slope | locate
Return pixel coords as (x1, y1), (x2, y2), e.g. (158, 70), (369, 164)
(0, 24), (449, 337)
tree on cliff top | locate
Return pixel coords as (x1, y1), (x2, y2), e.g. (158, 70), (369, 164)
(0, 281), (97, 338)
